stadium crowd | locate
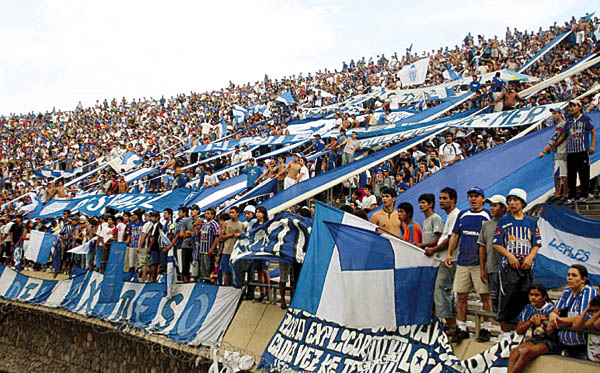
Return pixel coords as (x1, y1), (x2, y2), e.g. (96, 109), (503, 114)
(0, 12), (599, 365)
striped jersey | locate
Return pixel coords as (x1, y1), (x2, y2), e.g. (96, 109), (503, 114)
(493, 214), (541, 271)
(565, 114), (594, 153)
(194, 220), (220, 259)
(453, 208), (491, 266)
(556, 285), (598, 345)
(517, 302), (555, 322)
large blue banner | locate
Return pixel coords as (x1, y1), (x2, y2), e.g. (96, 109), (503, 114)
(33, 188), (196, 218)
(98, 242), (127, 303)
(260, 310), (524, 372)
(0, 266), (241, 346)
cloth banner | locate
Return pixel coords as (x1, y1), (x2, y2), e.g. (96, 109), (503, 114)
(447, 103), (563, 128)
(33, 188), (195, 218)
(230, 212), (311, 287)
(33, 168), (75, 179)
(397, 57), (430, 87)
(98, 242), (127, 303)
(259, 311), (524, 372)
(109, 151), (143, 172)
(23, 230), (56, 264)
(0, 265), (241, 346)
(535, 204), (600, 287)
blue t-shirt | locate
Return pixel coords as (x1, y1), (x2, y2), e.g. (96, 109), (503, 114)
(313, 140), (325, 152)
(491, 77), (505, 92)
(493, 214), (541, 271)
(469, 81), (482, 92)
(126, 221), (144, 248)
(453, 209), (491, 266)
(565, 114), (594, 153)
(517, 302), (555, 322)
(243, 166), (262, 187)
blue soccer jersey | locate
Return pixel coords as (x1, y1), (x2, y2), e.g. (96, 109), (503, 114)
(493, 214), (541, 271)
(565, 114), (594, 153)
(517, 302), (555, 322)
(453, 209), (491, 266)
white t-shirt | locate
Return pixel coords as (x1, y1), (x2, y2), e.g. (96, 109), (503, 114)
(141, 221), (154, 248)
(435, 207), (460, 261)
(298, 166), (309, 182)
(360, 194), (377, 210)
(231, 152), (242, 165)
(97, 223), (114, 246)
(439, 142), (462, 167)
(116, 222), (127, 242)
(201, 122), (213, 136)
(240, 151), (252, 162)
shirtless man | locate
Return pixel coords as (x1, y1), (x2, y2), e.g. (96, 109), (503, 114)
(489, 84), (525, 111)
(55, 179), (68, 199)
(256, 157), (279, 184)
(370, 187), (401, 237)
(46, 181), (57, 201)
(160, 153), (176, 171)
(284, 154), (302, 190)
(276, 155), (287, 192)
(117, 176), (129, 193)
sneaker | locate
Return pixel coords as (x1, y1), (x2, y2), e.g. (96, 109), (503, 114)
(451, 329), (469, 344)
(565, 198), (575, 204)
(476, 329), (491, 343)
(444, 327), (458, 337)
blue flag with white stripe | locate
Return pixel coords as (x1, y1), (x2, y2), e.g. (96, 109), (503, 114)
(323, 221), (439, 327)
(24, 230), (56, 264)
(535, 204), (600, 287)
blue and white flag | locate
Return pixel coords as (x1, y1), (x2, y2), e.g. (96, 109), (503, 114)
(18, 192), (43, 216)
(23, 230), (56, 264)
(33, 168), (74, 179)
(275, 91), (296, 106)
(232, 105), (248, 124)
(323, 222), (439, 328)
(230, 212), (311, 287)
(158, 230), (176, 297)
(68, 238), (97, 255)
(535, 204), (600, 287)
(397, 57), (430, 87)
(110, 151), (142, 172)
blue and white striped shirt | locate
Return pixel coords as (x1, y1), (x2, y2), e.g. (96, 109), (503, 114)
(493, 215), (541, 271)
(556, 285), (598, 346)
(565, 114), (594, 153)
(518, 302), (555, 322)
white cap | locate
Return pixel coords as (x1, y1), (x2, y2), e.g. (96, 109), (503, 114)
(243, 205), (256, 214)
(486, 195), (507, 206)
(507, 188), (527, 206)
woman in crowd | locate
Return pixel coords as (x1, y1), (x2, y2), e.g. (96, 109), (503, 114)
(547, 264), (598, 359)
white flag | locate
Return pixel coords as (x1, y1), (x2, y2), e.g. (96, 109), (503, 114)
(397, 57), (430, 87)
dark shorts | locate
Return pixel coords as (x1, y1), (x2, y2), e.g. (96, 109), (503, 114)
(219, 254), (232, 274)
(100, 244), (111, 265)
(498, 266), (533, 323)
(159, 250), (167, 272)
(528, 332), (561, 354)
(180, 247), (193, 277)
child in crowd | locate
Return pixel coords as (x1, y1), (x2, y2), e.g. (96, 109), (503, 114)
(508, 284), (557, 373)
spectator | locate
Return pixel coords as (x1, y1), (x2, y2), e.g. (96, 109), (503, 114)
(494, 189), (542, 335)
(218, 206), (243, 286)
(195, 207), (220, 283)
(572, 295), (600, 362)
(539, 108), (568, 201)
(415, 193), (443, 252)
(340, 131), (361, 165)
(508, 284), (557, 373)
(477, 194), (506, 314)
(553, 99), (596, 202)
(445, 187), (492, 343)
(359, 185), (377, 211)
(284, 154), (302, 190)
(439, 132), (462, 168)
(370, 187), (401, 237)
(241, 158), (262, 189)
(255, 206), (271, 302)
(548, 264), (598, 359)
(397, 202), (422, 244)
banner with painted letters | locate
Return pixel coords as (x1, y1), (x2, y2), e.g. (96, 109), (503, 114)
(0, 265), (241, 346)
(447, 103), (563, 128)
(535, 204), (600, 287)
(33, 188), (196, 219)
(260, 309), (524, 372)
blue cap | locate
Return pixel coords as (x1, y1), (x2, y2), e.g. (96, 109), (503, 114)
(467, 186), (485, 198)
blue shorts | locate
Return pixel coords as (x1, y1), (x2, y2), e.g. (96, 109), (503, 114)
(219, 254), (232, 274)
(150, 251), (159, 266)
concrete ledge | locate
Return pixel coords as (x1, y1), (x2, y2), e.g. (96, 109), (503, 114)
(453, 339), (599, 373)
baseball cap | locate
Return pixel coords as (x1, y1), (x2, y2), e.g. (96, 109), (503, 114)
(243, 205), (256, 214)
(485, 195), (507, 206)
(467, 187), (485, 198)
(568, 99), (582, 107)
(549, 107), (563, 114)
(425, 142), (434, 147)
(507, 188), (527, 206)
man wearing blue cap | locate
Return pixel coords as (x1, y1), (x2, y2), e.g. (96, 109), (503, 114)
(445, 187), (492, 343)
